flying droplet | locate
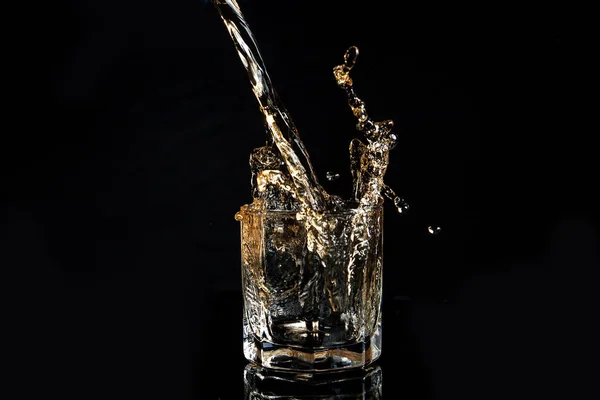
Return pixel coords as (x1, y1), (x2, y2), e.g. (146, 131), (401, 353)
(344, 46), (359, 69)
(394, 197), (410, 214)
(388, 133), (398, 150)
(326, 171), (340, 181)
(428, 226), (441, 235)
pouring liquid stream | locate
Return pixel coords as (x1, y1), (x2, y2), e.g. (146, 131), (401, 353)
(214, 0), (440, 353)
(213, 0), (326, 211)
(213, 0), (402, 218)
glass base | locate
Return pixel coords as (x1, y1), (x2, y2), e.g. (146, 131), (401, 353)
(243, 322), (382, 371)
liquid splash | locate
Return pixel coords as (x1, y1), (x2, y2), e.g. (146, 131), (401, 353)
(214, 0), (402, 365)
(333, 45), (403, 209)
(214, 1), (402, 217)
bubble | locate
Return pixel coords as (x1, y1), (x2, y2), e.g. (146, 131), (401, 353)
(428, 226), (441, 235)
(326, 171), (340, 181)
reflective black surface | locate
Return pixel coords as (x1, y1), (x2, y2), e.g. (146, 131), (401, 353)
(5, 1), (598, 399)
(243, 363), (382, 399)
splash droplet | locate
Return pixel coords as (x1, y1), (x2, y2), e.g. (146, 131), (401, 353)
(348, 96), (363, 109)
(428, 226), (441, 235)
(234, 212), (244, 221)
(343, 46), (359, 69)
(388, 133), (398, 149)
(378, 120), (394, 134)
(363, 120), (379, 139)
(357, 119), (376, 134)
(394, 197), (410, 214)
(333, 65), (352, 88)
(326, 171), (340, 181)
(352, 103), (367, 118)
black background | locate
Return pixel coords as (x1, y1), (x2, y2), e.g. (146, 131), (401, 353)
(4, 0), (598, 398)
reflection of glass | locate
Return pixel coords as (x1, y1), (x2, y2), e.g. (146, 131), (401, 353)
(239, 205), (384, 370)
(244, 363), (383, 399)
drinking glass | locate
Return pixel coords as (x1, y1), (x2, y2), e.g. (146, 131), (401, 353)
(237, 203), (383, 370)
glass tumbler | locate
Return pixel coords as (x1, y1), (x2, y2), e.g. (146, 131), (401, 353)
(236, 203), (383, 371)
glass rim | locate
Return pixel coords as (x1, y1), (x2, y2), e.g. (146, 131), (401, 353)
(239, 200), (384, 217)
